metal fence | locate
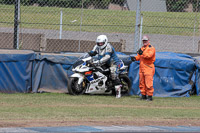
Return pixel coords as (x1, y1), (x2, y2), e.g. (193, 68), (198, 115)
(0, 0), (200, 53)
(140, 0), (200, 54)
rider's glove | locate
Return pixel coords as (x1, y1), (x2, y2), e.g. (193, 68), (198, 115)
(88, 51), (97, 57)
(131, 56), (136, 61)
(137, 48), (143, 55)
(93, 60), (100, 66)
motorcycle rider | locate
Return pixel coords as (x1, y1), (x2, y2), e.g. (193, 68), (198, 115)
(88, 35), (122, 98)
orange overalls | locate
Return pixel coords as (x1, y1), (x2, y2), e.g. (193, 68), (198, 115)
(135, 43), (156, 96)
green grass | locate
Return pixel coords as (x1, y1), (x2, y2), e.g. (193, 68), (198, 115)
(0, 4), (200, 35)
(0, 93), (200, 121)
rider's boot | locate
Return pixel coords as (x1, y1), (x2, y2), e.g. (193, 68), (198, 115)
(115, 85), (122, 98)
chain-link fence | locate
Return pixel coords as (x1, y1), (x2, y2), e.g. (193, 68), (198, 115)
(0, 0), (200, 53)
(140, 0), (200, 53)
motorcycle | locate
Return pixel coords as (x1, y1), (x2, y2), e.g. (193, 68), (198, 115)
(67, 53), (131, 96)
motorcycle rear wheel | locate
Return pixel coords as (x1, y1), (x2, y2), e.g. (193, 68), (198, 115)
(68, 77), (86, 95)
(119, 74), (132, 96)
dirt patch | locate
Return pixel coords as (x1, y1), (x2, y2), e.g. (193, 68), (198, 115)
(1, 118), (200, 128)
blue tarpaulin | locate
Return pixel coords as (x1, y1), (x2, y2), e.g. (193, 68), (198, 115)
(32, 53), (77, 93)
(193, 56), (200, 96)
(0, 50), (35, 93)
(0, 50), (199, 97)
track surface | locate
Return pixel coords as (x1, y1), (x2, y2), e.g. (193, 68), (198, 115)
(1, 125), (200, 132)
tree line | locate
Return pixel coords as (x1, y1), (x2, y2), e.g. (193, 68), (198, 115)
(166, 0), (200, 12)
(1, 0), (199, 12)
(0, 0), (125, 9)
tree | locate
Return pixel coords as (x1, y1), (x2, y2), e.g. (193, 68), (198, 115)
(166, 0), (188, 12)
(192, 0), (200, 12)
(110, 0), (125, 6)
(83, 0), (111, 9)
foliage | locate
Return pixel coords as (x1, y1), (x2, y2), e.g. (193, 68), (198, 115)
(1, 0), (199, 11)
(192, 0), (200, 12)
(166, 0), (188, 12)
(0, 0), (126, 9)
(83, 0), (110, 9)
(166, 0), (200, 12)
(110, 0), (125, 6)
(36, 0), (82, 8)
(0, 0), (15, 4)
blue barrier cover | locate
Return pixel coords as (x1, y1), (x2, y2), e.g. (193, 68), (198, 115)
(1, 50), (198, 97)
(0, 50), (35, 93)
(193, 56), (200, 95)
(32, 54), (77, 93)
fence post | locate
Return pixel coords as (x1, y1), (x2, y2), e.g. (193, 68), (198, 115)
(13, 0), (20, 49)
(193, 0), (199, 53)
(120, 39), (126, 52)
(139, 13), (143, 48)
(59, 10), (63, 39)
(78, 0), (84, 52)
(134, 0), (141, 52)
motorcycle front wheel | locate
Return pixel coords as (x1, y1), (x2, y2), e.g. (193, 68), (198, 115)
(67, 77), (86, 95)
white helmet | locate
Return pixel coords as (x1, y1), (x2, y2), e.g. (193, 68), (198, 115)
(96, 35), (108, 50)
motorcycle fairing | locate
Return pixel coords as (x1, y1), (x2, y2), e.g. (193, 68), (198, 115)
(85, 71), (108, 94)
(70, 73), (84, 85)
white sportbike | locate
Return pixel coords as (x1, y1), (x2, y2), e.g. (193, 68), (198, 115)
(68, 53), (131, 96)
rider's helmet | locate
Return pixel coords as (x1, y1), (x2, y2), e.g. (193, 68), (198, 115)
(96, 35), (108, 50)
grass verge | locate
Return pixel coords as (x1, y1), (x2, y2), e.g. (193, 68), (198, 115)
(0, 5), (200, 35)
(0, 93), (200, 123)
